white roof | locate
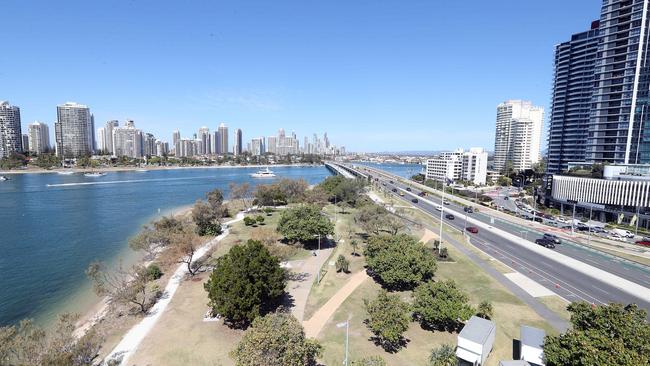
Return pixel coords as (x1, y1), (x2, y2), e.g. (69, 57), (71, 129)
(456, 347), (480, 363)
(459, 316), (496, 344)
(520, 325), (545, 349)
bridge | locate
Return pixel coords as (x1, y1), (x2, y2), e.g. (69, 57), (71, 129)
(324, 162), (361, 180)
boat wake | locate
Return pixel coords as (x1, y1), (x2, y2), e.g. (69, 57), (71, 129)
(46, 176), (212, 187)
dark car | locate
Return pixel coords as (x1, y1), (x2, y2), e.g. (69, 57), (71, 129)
(445, 214), (455, 220)
(535, 238), (555, 248)
(463, 207), (474, 213)
(504, 196), (509, 200)
(466, 226), (478, 234)
(406, 187), (412, 192)
(391, 188), (397, 192)
(411, 198), (419, 203)
(543, 233), (561, 244)
(389, 180), (394, 184)
(418, 191), (426, 197)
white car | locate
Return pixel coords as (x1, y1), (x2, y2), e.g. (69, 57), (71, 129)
(609, 233), (627, 242)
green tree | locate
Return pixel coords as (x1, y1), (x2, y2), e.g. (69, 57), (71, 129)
(355, 204), (392, 235)
(413, 280), (474, 331)
(276, 204), (334, 244)
(243, 216), (256, 226)
(255, 215), (265, 224)
(364, 234), (437, 290)
(497, 176), (512, 186)
(351, 239), (359, 256)
(543, 302), (650, 366)
(476, 300), (493, 320)
(429, 344), (457, 366)
(145, 264), (163, 280)
(335, 255), (350, 273)
(204, 240), (287, 327)
(351, 356), (387, 366)
(319, 175), (365, 205)
(231, 311), (321, 366)
(364, 290), (411, 352)
(192, 200), (222, 236)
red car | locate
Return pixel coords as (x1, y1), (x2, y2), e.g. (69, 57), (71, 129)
(635, 240), (650, 247)
(466, 226), (479, 234)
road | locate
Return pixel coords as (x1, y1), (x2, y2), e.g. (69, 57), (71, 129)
(340, 164), (650, 315)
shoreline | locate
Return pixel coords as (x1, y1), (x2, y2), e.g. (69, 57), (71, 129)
(72, 204), (195, 337)
(0, 163), (323, 175)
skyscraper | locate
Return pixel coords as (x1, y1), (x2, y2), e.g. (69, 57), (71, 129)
(266, 136), (277, 154)
(234, 128), (243, 156)
(218, 123), (228, 154)
(198, 127), (211, 155)
(172, 130), (180, 147)
(251, 137), (264, 156)
(28, 121), (50, 154)
(0, 101), (23, 158)
(55, 102), (93, 158)
(494, 100), (544, 172)
(112, 119), (143, 158)
(103, 120), (119, 154)
(546, 21), (600, 174)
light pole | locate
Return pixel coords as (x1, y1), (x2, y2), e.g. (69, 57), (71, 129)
(439, 182), (445, 251)
(314, 234), (322, 284)
(336, 319), (350, 366)
(571, 203), (576, 236)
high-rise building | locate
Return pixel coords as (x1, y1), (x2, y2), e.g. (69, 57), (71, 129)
(266, 136), (277, 154)
(112, 119), (143, 158)
(218, 123), (228, 154)
(251, 137), (264, 156)
(28, 121), (50, 154)
(493, 100), (544, 172)
(172, 130), (181, 147)
(425, 148), (488, 186)
(0, 101), (23, 158)
(21, 134), (29, 152)
(198, 127), (211, 155)
(102, 120), (119, 154)
(143, 133), (156, 156)
(234, 128), (243, 156)
(546, 21), (600, 174)
(55, 102), (93, 158)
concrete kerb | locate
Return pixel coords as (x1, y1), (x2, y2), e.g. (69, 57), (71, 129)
(395, 185), (650, 302)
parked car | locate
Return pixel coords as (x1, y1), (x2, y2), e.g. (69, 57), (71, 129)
(445, 214), (455, 220)
(542, 233), (561, 244)
(466, 226), (479, 234)
(535, 238), (556, 248)
(411, 198), (419, 203)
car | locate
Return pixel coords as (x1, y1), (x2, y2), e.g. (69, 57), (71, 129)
(389, 180), (394, 184)
(443, 200), (450, 205)
(635, 240), (650, 247)
(543, 233), (561, 244)
(533, 217), (543, 223)
(504, 196), (509, 200)
(535, 238), (556, 248)
(609, 233), (626, 242)
(418, 191), (426, 197)
(399, 192), (405, 197)
(411, 198), (419, 203)
(445, 214), (455, 220)
(406, 187), (412, 192)
(463, 207), (474, 213)
(466, 226), (479, 234)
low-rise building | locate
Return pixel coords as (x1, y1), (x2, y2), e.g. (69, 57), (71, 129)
(456, 316), (496, 366)
(520, 325), (545, 366)
(425, 148), (488, 185)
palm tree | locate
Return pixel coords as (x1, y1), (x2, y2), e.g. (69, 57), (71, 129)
(429, 344), (457, 366)
(476, 300), (494, 320)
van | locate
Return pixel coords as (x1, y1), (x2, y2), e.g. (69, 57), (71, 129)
(612, 228), (634, 238)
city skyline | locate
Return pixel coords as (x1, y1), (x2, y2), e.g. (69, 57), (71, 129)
(3, 0), (600, 152)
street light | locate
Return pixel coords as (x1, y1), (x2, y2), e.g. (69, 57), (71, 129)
(439, 182), (445, 251)
(336, 319), (350, 366)
(314, 234), (322, 284)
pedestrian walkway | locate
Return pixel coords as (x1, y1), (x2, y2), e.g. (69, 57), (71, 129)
(284, 247), (334, 322)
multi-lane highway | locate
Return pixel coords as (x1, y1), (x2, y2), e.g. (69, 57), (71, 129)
(339, 163), (650, 314)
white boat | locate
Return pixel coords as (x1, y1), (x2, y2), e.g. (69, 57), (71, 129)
(135, 169), (148, 172)
(57, 171), (75, 175)
(84, 172), (106, 178)
(0, 176), (9, 181)
(251, 167), (276, 178)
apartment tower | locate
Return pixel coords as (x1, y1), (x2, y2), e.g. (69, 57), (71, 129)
(0, 101), (23, 158)
(493, 100), (544, 172)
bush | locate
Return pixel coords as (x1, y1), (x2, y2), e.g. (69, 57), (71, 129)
(364, 234), (437, 290)
(204, 240), (287, 327)
(244, 216), (256, 226)
(255, 215), (265, 224)
(335, 255), (350, 273)
(351, 356), (387, 366)
(429, 344), (457, 366)
(146, 264), (163, 280)
(413, 280), (474, 331)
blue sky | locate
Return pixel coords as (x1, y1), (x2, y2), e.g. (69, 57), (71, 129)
(3, 0), (599, 152)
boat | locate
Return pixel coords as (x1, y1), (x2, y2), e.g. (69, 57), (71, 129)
(84, 172), (106, 178)
(57, 171), (75, 175)
(135, 169), (148, 172)
(251, 167), (276, 178)
(0, 176), (9, 181)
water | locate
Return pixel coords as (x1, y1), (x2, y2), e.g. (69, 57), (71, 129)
(0, 166), (331, 326)
(352, 161), (423, 179)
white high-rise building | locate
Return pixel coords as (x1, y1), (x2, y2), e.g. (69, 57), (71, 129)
(198, 127), (211, 155)
(112, 119), (143, 158)
(0, 101), (23, 158)
(251, 137), (264, 156)
(55, 102), (94, 158)
(100, 120), (119, 154)
(493, 100), (543, 172)
(218, 123), (228, 154)
(28, 121), (50, 154)
(425, 148), (488, 186)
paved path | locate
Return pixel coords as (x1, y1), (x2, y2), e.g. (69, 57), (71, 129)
(104, 213), (245, 365)
(303, 270), (369, 338)
(284, 247), (334, 322)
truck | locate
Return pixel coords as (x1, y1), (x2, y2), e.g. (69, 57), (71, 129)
(612, 228), (634, 238)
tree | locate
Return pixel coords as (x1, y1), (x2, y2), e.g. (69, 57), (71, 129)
(277, 205), (334, 244)
(244, 216), (256, 226)
(351, 239), (359, 256)
(192, 200), (222, 236)
(335, 255), (350, 273)
(543, 302), (650, 366)
(229, 182), (252, 210)
(413, 280), (474, 331)
(146, 264), (163, 280)
(364, 234), (437, 290)
(204, 240), (287, 327)
(206, 188), (224, 209)
(355, 204), (391, 235)
(303, 186), (330, 207)
(170, 228), (204, 276)
(476, 300), (493, 320)
(0, 313), (103, 366)
(86, 262), (154, 314)
(255, 215), (265, 224)
(319, 175), (365, 205)
(231, 311), (321, 366)
(497, 176), (512, 187)
(364, 290), (411, 352)
(351, 356), (387, 366)
(429, 344), (457, 366)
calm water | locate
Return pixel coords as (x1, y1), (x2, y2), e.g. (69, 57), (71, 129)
(0, 166), (331, 326)
(353, 161), (423, 178)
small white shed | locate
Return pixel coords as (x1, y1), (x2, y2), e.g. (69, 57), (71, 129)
(520, 325), (546, 366)
(456, 316), (496, 365)
(499, 361), (530, 366)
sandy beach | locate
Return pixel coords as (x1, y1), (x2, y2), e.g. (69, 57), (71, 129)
(0, 163), (321, 175)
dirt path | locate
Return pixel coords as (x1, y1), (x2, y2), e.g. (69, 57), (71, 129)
(285, 247), (334, 322)
(302, 270), (369, 338)
(420, 228), (439, 243)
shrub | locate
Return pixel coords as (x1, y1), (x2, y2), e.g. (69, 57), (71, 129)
(243, 216), (256, 226)
(255, 215), (265, 224)
(335, 255), (350, 273)
(146, 264), (163, 280)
